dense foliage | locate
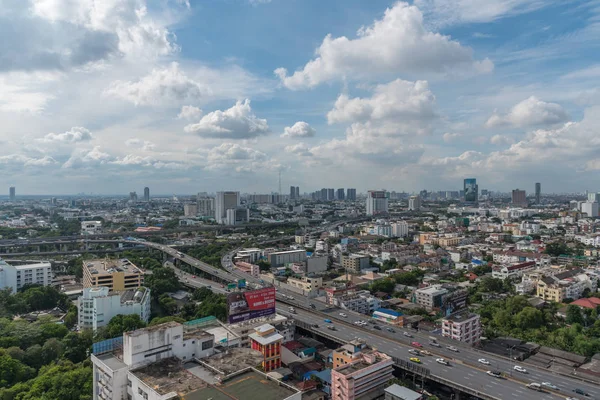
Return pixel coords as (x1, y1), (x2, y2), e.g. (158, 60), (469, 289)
(184, 242), (232, 268)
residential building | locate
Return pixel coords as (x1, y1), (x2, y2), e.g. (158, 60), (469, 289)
(512, 189), (527, 207)
(414, 285), (447, 310)
(342, 254), (371, 273)
(78, 286), (151, 330)
(588, 192), (600, 203)
(463, 178), (478, 203)
(347, 188), (357, 201)
(581, 201), (599, 218)
(535, 183), (541, 204)
(215, 191), (240, 224)
(372, 308), (404, 326)
(537, 269), (597, 302)
(366, 190), (388, 216)
(129, 191), (137, 202)
(287, 276), (323, 292)
(327, 288), (381, 314)
(331, 340), (394, 400)
(385, 384), (423, 400)
(235, 248), (264, 263)
(183, 203), (198, 217)
(337, 188), (345, 200)
(143, 187), (150, 202)
(408, 196), (421, 211)
(197, 196), (215, 218)
(441, 311), (482, 345)
(234, 262), (259, 278)
(81, 220), (102, 235)
(269, 249), (307, 267)
(290, 185), (296, 200)
(492, 261), (536, 280)
(0, 259), (52, 293)
(225, 207), (249, 225)
(9, 186), (15, 201)
(249, 323), (283, 372)
(83, 258), (144, 291)
(391, 221), (409, 238)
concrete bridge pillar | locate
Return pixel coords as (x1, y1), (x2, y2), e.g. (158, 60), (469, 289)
(452, 389), (461, 400)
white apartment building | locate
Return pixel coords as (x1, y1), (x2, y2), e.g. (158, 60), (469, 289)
(366, 190), (388, 216)
(391, 221), (409, 238)
(197, 196), (214, 218)
(408, 196), (421, 211)
(78, 287), (151, 331)
(492, 261), (537, 280)
(515, 278), (536, 295)
(0, 259), (52, 293)
(414, 285), (448, 310)
(81, 220), (103, 235)
(335, 291), (381, 315)
(235, 248), (264, 263)
(268, 249), (307, 267)
(441, 311), (482, 345)
(215, 191), (240, 224)
(183, 203), (198, 217)
(581, 201), (599, 218)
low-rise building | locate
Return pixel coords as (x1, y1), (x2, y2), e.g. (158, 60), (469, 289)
(0, 259), (52, 293)
(372, 308), (404, 326)
(287, 276), (323, 292)
(235, 248), (264, 264)
(441, 311), (482, 345)
(78, 286), (151, 330)
(492, 261), (537, 280)
(81, 220), (102, 235)
(414, 285), (448, 311)
(385, 384), (423, 400)
(249, 323), (283, 372)
(83, 258), (144, 291)
(342, 254), (370, 273)
(269, 249), (307, 267)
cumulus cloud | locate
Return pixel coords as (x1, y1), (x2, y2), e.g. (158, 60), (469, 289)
(327, 79), (436, 126)
(442, 132), (462, 142)
(0, 154), (58, 167)
(284, 143), (313, 157)
(184, 99), (269, 139)
(281, 122), (316, 138)
(274, 2), (492, 90)
(105, 62), (210, 106)
(490, 134), (513, 145)
(62, 146), (113, 168)
(39, 127), (93, 143)
(485, 96), (569, 128)
(203, 142), (268, 172)
(125, 138), (156, 151)
(177, 105), (202, 120)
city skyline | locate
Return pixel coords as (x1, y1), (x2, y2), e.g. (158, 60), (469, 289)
(1, 1), (600, 194)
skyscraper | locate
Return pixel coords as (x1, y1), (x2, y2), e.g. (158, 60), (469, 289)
(143, 187), (150, 202)
(408, 196), (421, 211)
(366, 190), (388, 216)
(511, 189), (527, 207)
(197, 195), (215, 217)
(295, 186), (299, 199)
(289, 186), (296, 199)
(535, 183), (541, 204)
(129, 191), (138, 202)
(9, 187), (15, 201)
(327, 188), (335, 201)
(215, 191), (240, 224)
(463, 179), (478, 203)
(336, 188), (345, 200)
(346, 188), (357, 201)
(320, 188), (327, 201)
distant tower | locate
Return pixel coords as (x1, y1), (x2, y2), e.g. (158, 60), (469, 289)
(289, 185), (296, 199)
(144, 187), (150, 202)
(278, 169), (282, 195)
(295, 186), (299, 199)
(535, 182), (541, 204)
(9, 186), (15, 201)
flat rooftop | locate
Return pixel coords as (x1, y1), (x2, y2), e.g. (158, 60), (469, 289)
(201, 348), (264, 375)
(84, 258), (143, 275)
(444, 310), (479, 323)
(132, 357), (207, 396)
(186, 370), (299, 400)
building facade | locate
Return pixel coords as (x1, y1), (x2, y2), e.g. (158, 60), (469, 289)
(0, 259), (52, 293)
(342, 254), (370, 273)
(346, 189), (357, 201)
(463, 179), (478, 203)
(81, 220), (103, 235)
(441, 311), (482, 345)
(408, 196), (421, 211)
(83, 259), (144, 291)
(249, 323), (283, 372)
(268, 250), (307, 267)
(511, 189), (527, 208)
(78, 286), (151, 330)
(366, 190), (388, 216)
(215, 191), (240, 224)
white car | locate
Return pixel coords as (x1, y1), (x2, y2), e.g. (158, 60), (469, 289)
(541, 382), (559, 390)
(513, 365), (527, 373)
(436, 358), (449, 365)
(429, 342), (441, 348)
(403, 332), (413, 338)
(339, 313), (347, 318)
(478, 358), (490, 365)
(447, 346), (459, 352)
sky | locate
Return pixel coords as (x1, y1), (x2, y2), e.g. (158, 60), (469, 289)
(2, 0), (600, 195)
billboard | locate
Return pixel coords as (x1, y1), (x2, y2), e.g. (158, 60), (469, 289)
(227, 287), (276, 324)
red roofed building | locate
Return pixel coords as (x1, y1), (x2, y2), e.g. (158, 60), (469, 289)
(492, 261), (536, 280)
(571, 297), (600, 309)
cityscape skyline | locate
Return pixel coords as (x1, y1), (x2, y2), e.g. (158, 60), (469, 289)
(0, 1), (599, 194)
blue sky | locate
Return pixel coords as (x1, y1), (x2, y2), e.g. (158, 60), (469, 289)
(1, 0), (600, 195)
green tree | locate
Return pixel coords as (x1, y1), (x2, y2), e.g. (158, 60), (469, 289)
(370, 278), (395, 294)
(148, 316), (185, 326)
(0, 353), (35, 388)
(61, 331), (93, 364)
(144, 268), (179, 297)
(159, 294), (178, 315)
(105, 315), (147, 338)
(514, 307), (544, 330)
(566, 305), (584, 325)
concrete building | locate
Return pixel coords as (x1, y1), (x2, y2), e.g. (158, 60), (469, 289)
(366, 190), (388, 216)
(183, 203), (198, 217)
(492, 261), (536, 280)
(215, 191), (240, 224)
(78, 286), (151, 330)
(582, 201), (599, 218)
(385, 385), (423, 400)
(225, 207), (250, 225)
(337, 188), (345, 200)
(391, 221), (409, 238)
(287, 276), (323, 292)
(414, 285), (448, 311)
(342, 254), (371, 273)
(347, 188), (357, 201)
(535, 182), (541, 204)
(143, 187), (150, 202)
(197, 196), (215, 218)
(83, 258), (144, 291)
(0, 259), (52, 293)
(290, 185), (296, 200)
(463, 178), (478, 203)
(268, 249), (307, 267)
(235, 248), (264, 264)
(234, 262), (259, 279)
(325, 287), (381, 315)
(81, 220), (103, 235)
(9, 186), (15, 201)
(441, 311), (482, 345)
(249, 323), (283, 372)
(511, 189), (527, 208)
(408, 196), (421, 211)
(331, 340), (394, 400)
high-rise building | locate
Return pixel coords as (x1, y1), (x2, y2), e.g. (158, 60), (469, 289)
(346, 188), (357, 201)
(183, 203), (198, 217)
(336, 188), (345, 200)
(295, 186), (299, 199)
(129, 191), (137, 202)
(197, 195), (215, 218)
(408, 195), (421, 211)
(588, 192), (600, 203)
(215, 191), (240, 224)
(391, 221), (409, 237)
(320, 188), (327, 201)
(366, 190), (388, 216)
(463, 179), (478, 203)
(582, 201), (599, 218)
(143, 187), (150, 202)
(535, 182), (541, 204)
(327, 188), (335, 201)
(9, 186), (15, 201)
(511, 189), (527, 207)
(289, 185), (296, 199)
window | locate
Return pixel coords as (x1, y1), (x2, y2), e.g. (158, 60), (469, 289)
(174, 335), (181, 340)
(127, 379), (132, 387)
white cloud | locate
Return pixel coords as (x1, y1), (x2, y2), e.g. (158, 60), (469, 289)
(281, 121), (316, 138)
(204, 142), (268, 172)
(62, 146), (113, 168)
(184, 99), (269, 139)
(490, 134), (513, 145)
(177, 105), (203, 120)
(327, 79), (436, 126)
(415, 0), (554, 26)
(0, 154), (58, 167)
(443, 132), (462, 142)
(105, 62), (210, 106)
(249, 0), (272, 5)
(125, 138), (156, 151)
(39, 127), (93, 143)
(274, 2), (492, 90)
(485, 96), (569, 128)
(284, 143), (313, 157)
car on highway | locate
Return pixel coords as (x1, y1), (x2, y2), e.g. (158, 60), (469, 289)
(513, 365), (527, 374)
(486, 371), (503, 378)
(541, 382), (559, 390)
(436, 358), (449, 365)
(478, 358), (490, 365)
(429, 341), (441, 347)
(403, 332), (413, 338)
(409, 357), (421, 363)
(411, 341), (422, 348)
(192, 275), (196, 278)
(324, 319), (332, 323)
(327, 326), (337, 331)
(420, 350), (432, 356)
(565, 398), (580, 400)
(386, 327), (395, 333)
(408, 349), (420, 355)
(573, 388), (589, 397)
(339, 313), (347, 318)
(446, 346), (459, 352)
(526, 383), (543, 392)
(373, 325), (381, 330)
(309, 303), (316, 309)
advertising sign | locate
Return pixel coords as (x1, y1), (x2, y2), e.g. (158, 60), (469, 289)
(227, 287), (276, 324)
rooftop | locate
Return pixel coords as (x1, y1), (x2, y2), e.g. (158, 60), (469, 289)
(132, 358), (207, 396)
(443, 310), (479, 323)
(84, 258), (143, 275)
(201, 347), (264, 375)
(385, 384), (422, 400)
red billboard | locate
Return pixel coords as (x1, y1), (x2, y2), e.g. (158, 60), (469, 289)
(227, 287), (276, 324)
